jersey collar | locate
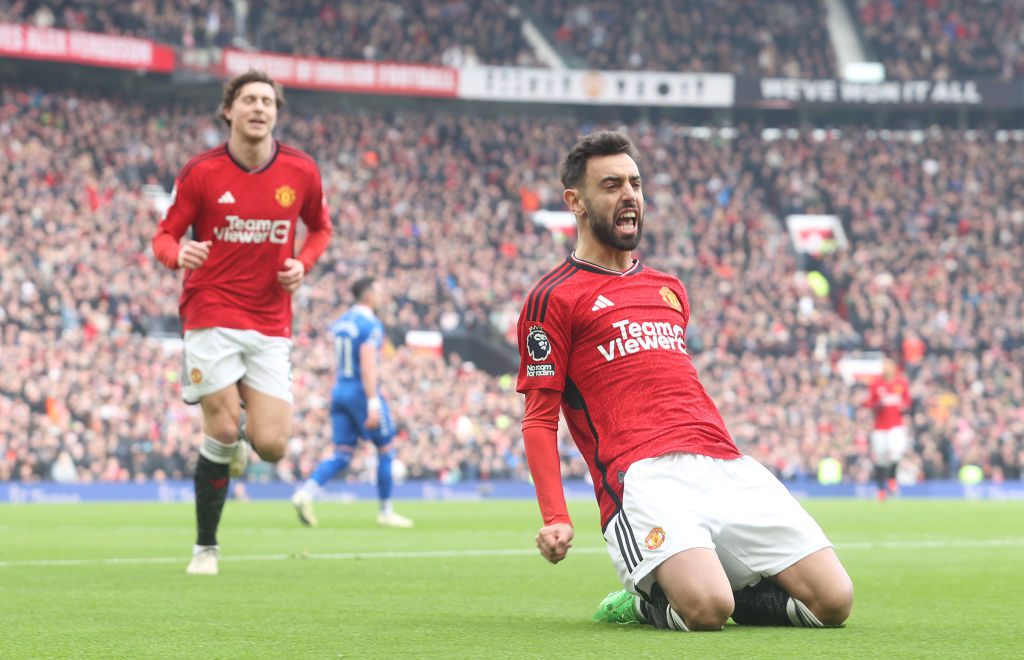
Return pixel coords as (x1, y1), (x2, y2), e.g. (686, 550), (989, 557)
(225, 140), (279, 174)
(352, 304), (377, 318)
(569, 252), (643, 276)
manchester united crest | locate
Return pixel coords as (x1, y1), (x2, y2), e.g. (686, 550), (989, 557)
(190, 368), (204, 384)
(659, 286), (682, 312)
(645, 526), (666, 550)
(275, 185), (296, 208)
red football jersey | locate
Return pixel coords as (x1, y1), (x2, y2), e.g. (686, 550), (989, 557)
(152, 141), (332, 337)
(517, 254), (740, 526)
(866, 374), (911, 430)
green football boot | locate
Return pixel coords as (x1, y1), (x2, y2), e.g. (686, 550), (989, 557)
(592, 589), (640, 624)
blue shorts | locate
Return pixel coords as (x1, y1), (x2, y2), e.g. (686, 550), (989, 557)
(330, 382), (394, 448)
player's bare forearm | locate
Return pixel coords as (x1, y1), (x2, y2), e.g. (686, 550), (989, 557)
(365, 388), (381, 430)
(360, 343), (379, 401)
(360, 342), (380, 428)
(536, 522), (574, 564)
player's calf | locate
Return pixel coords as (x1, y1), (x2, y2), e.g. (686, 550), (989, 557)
(681, 600), (733, 631)
(732, 579), (850, 627)
(638, 583), (728, 632)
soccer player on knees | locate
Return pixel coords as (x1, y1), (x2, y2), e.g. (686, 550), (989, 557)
(290, 276), (413, 529)
(865, 357), (912, 501)
(152, 70), (333, 575)
(516, 131), (853, 631)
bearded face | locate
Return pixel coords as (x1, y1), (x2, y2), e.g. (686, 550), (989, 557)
(573, 153), (645, 252)
(583, 196), (643, 251)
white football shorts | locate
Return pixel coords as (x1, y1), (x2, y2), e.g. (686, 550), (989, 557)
(181, 327), (293, 404)
(870, 426), (909, 466)
(603, 453), (831, 595)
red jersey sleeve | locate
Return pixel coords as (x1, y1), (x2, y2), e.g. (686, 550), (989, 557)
(294, 166), (332, 275)
(152, 172), (201, 270)
(516, 290), (571, 394)
(522, 388), (571, 526)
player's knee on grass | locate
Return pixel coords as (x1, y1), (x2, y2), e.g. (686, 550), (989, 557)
(660, 581), (733, 631)
(651, 547), (734, 630)
(808, 578), (854, 626)
(674, 592), (733, 631)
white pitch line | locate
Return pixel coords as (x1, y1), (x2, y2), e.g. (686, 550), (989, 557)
(0, 548), (569, 569)
(1, 538), (1022, 569)
(837, 538), (1024, 550)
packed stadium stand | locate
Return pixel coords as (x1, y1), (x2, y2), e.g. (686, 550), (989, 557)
(526, 0), (837, 76)
(5, 1), (1023, 78)
(1, 2), (1022, 490)
(1, 0), (538, 64)
(853, 0), (1024, 80)
(4, 0), (829, 71)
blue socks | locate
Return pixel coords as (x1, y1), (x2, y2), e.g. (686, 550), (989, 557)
(377, 450), (394, 501)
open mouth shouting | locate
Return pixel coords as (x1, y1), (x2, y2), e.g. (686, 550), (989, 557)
(615, 206), (640, 235)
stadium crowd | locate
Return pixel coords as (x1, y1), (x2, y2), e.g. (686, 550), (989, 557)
(1, 0), (539, 66)
(855, 0), (1024, 81)
(4, 0), (830, 76)
(1, 83), (1021, 487)
(526, 0), (837, 76)
(9, 1), (1024, 81)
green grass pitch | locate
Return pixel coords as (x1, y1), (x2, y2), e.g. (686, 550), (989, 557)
(1, 498), (1021, 658)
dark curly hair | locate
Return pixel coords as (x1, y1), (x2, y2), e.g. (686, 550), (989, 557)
(560, 131), (639, 189)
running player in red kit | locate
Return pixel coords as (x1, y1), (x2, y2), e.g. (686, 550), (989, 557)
(865, 358), (912, 501)
(517, 131), (852, 631)
(152, 70), (332, 575)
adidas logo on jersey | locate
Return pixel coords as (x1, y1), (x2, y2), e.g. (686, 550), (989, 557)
(217, 191), (236, 204)
(591, 295), (615, 311)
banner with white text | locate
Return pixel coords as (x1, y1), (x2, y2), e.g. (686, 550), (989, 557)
(736, 76), (1023, 107)
(0, 23), (174, 73)
(220, 48), (459, 97)
(459, 66), (734, 107)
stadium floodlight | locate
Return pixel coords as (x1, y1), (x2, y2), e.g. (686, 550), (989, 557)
(843, 61), (885, 83)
